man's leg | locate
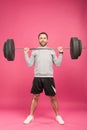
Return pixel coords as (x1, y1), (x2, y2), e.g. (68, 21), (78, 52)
(50, 96), (59, 116)
(24, 94), (40, 124)
(30, 94), (40, 115)
(50, 96), (64, 124)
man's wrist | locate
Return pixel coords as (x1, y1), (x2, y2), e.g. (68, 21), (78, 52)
(24, 52), (28, 54)
(59, 52), (63, 54)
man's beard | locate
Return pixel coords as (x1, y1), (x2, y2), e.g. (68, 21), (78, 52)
(39, 42), (47, 47)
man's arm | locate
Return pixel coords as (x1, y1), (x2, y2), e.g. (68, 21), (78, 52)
(52, 46), (63, 66)
(24, 48), (35, 67)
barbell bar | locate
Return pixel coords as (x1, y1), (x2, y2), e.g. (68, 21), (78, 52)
(2, 37), (84, 61)
(15, 47), (70, 50)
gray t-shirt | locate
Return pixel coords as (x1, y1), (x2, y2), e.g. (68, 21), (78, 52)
(24, 46), (63, 77)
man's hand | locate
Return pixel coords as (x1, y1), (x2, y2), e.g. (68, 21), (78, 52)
(24, 48), (30, 54)
(57, 46), (64, 53)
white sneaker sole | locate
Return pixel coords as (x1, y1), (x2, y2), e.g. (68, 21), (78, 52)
(24, 116), (34, 124)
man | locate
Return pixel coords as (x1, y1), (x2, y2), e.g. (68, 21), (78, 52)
(24, 32), (64, 124)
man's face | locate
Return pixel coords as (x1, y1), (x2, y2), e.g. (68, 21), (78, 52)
(38, 34), (48, 47)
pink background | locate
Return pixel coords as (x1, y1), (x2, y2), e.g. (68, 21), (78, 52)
(0, 0), (87, 111)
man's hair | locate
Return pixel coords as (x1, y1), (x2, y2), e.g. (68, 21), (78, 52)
(38, 32), (48, 39)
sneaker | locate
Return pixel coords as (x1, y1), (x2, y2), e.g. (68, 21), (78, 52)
(24, 115), (34, 124)
(56, 115), (64, 125)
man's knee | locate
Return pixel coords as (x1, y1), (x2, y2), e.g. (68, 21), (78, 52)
(50, 96), (56, 102)
(33, 94), (40, 101)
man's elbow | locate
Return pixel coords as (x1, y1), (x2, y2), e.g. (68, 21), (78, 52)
(55, 62), (62, 66)
(56, 64), (61, 67)
(28, 61), (35, 67)
(27, 63), (34, 67)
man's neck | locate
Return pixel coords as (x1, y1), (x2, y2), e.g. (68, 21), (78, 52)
(39, 45), (47, 48)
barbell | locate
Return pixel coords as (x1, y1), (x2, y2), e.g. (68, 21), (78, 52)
(2, 37), (83, 61)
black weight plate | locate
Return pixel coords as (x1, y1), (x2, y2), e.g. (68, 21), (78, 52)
(6, 39), (15, 61)
(3, 41), (8, 59)
(78, 40), (82, 56)
(70, 37), (79, 59)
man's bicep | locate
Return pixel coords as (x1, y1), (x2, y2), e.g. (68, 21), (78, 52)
(24, 51), (35, 66)
(52, 50), (63, 66)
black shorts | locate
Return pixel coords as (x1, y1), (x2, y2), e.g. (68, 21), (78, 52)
(31, 77), (56, 96)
